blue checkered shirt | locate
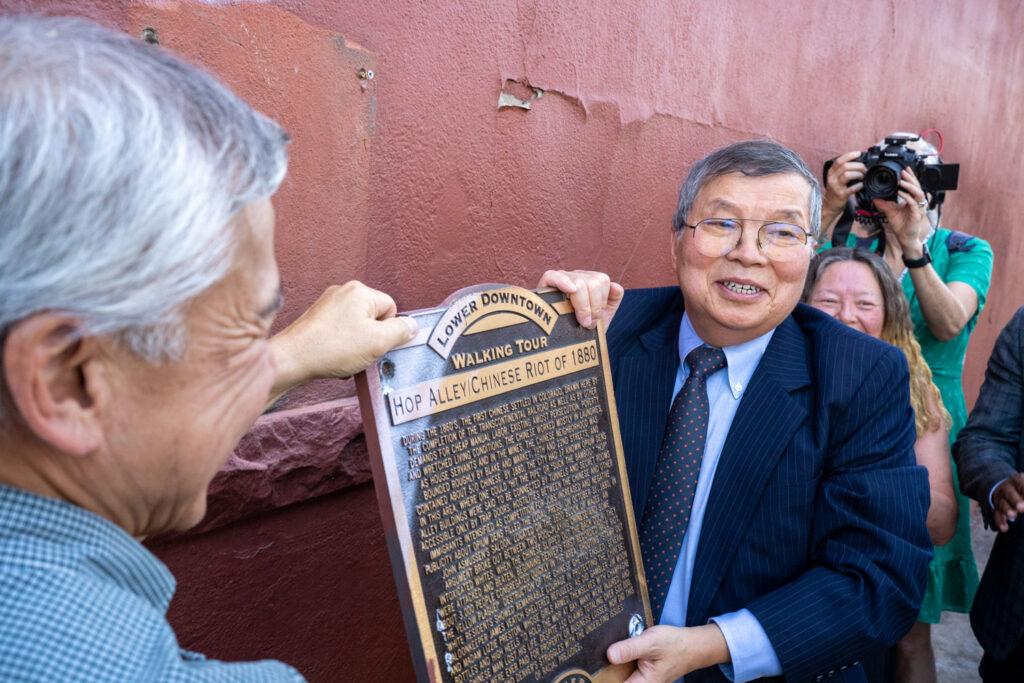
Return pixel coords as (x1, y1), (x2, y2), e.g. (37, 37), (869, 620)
(0, 485), (305, 681)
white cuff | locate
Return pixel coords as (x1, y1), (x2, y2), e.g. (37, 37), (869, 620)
(709, 608), (783, 683)
(989, 478), (1008, 510)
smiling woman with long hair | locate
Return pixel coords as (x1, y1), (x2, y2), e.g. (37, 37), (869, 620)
(804, 247), (956, 683)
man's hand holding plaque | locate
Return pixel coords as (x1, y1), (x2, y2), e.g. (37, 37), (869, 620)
(606, 624), (730, 683)
(536, 270), (624, 329)
(269, 281), (419, 405)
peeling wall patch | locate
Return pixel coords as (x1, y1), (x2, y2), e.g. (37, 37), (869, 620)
(498, 79), (543, 110)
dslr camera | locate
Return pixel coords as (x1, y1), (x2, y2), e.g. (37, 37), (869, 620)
(825, 133), (959, 210)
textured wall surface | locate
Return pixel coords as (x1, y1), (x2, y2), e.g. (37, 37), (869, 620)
(11, 0), (1019, 403)
(151, 484), (415, 681)
(276, 0), (1024, 406)
(3, 1), (1023, 680)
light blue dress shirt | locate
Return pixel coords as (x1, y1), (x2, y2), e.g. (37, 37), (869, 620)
(659, 313), (782, 683)
(0, 484), (304, 682)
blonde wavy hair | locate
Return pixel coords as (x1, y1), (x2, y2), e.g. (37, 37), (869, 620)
(804, 248), (950, 435)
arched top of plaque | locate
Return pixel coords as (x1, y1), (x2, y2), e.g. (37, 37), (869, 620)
(427, 284), (559, 359)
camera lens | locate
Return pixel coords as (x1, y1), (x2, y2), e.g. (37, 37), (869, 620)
(864, 164), (899, 199)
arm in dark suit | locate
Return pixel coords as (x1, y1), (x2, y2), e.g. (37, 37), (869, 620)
(748, 343), (932, 682)
(954, 307), (1024, 523)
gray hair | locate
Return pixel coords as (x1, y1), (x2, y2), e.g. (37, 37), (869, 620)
(671, 139), (822, 237)
(0, 16), (289, 415)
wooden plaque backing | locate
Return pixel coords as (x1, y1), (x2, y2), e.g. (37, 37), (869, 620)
(356, 285), (652, 683)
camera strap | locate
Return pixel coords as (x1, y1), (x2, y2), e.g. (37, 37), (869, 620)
(830, 202), (855, 246)
(831, 204), (887, 254)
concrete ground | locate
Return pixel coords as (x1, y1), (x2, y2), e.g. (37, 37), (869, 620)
(933, 502), (994, 682)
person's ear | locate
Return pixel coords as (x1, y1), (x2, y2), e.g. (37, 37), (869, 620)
(670, 229), (680, 270)
(2, 314), (105, 456)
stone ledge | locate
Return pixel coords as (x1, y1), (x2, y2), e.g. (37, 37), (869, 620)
(191, 397), (370, 535)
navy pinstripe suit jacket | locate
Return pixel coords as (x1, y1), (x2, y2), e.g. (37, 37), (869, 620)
(606, 287), (932, 683)
(954, 306), (1024, 660)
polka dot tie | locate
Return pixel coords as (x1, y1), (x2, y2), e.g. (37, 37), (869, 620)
(640, 344), (727, 618)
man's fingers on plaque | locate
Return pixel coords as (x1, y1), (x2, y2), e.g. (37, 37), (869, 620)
(534, 270), (604, 328)
(610, 626), (669, 663)
(364, 285), (399, 320)
(607, 637), (640, 666)
(605, 282), (625, 324)
(584, 272), (611, 323)
(536, 269), (578, 294)
(571, 277), (595, 328)
(373, 316), (419, 355)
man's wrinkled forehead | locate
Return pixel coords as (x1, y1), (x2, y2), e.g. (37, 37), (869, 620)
(700, 197), (808, 224)
(695, 172), (812, 223)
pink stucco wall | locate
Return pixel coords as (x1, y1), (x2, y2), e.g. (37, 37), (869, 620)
(276, 0), (1024, 407)
(3, 1), (1024, 679)
(8, 0), (1022, 399)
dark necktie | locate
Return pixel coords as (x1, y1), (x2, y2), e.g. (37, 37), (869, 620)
(640, 344), (728, 618)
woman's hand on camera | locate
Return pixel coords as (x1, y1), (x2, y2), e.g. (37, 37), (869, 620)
(819, 151), (866, 241)
(873, 167), (931, 259)
(823, 151), (866, 214)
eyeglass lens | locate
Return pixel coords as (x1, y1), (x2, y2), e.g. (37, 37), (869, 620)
(691, 218), (809, 261)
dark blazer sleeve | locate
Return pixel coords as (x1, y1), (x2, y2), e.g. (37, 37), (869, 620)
(747, 344), (932, 681)
(954, 306), (1024, 518)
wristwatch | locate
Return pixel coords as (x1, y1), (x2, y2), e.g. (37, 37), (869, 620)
(902, 243), (932, 269)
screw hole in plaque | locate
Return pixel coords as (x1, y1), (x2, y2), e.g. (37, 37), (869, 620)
(380, 357), (396, 380)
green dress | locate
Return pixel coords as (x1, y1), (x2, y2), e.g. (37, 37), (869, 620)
(821, 226), (994, 622)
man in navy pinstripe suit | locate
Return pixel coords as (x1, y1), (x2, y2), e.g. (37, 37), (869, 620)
(540, 140), (932, 682)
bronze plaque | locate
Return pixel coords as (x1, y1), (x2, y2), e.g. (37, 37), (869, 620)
(356, 285), (652, 683)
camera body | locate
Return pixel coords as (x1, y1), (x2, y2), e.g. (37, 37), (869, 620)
(824, 134), (960, 210)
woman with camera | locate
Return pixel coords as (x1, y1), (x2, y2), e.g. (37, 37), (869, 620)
(819, 135), (994, 683)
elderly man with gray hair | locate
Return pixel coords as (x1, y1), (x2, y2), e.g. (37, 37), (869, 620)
(541, 139), (932, 682)
(0, 15), (415, 681)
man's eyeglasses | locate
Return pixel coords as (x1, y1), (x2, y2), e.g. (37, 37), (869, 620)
(678, 218), (815, 262)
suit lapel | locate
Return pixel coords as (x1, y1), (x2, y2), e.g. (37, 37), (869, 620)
(615, 305), (682, 519)
(686, 315), (812, 625)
